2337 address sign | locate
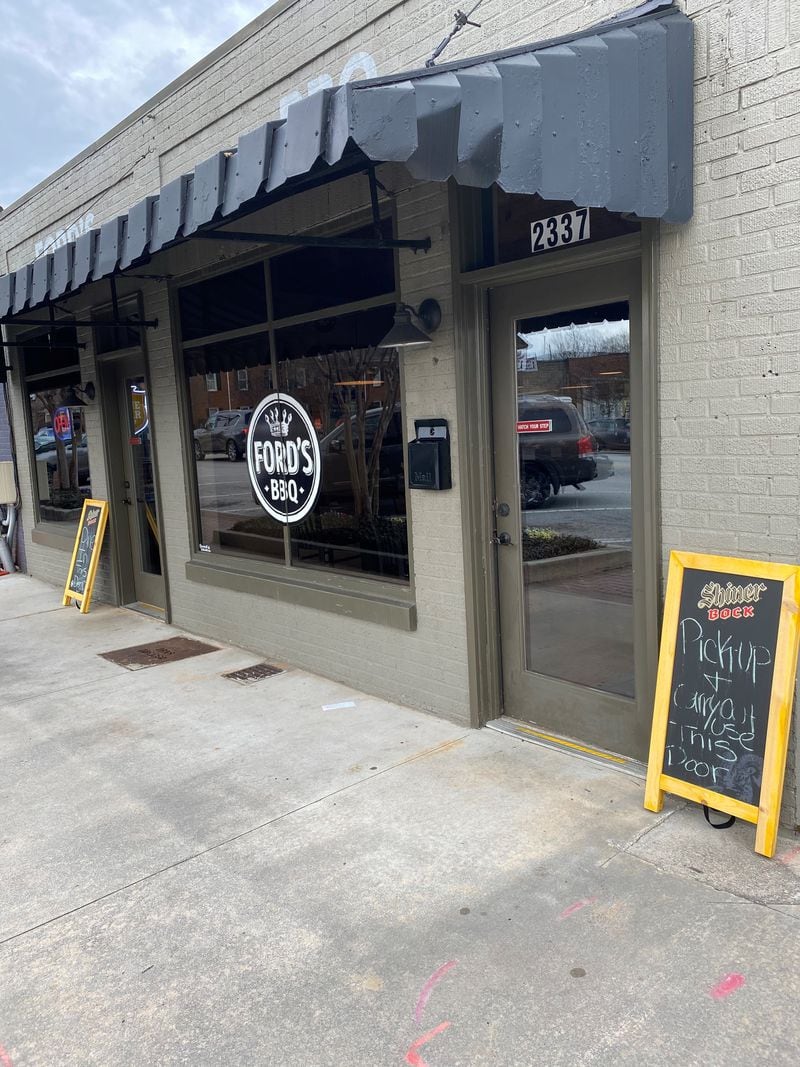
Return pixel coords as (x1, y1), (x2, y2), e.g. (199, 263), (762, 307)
(531, 208), (590, 254)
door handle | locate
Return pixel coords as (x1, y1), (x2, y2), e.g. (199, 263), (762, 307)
(491, 531), (512, 546)
(121, 497), (132, 506)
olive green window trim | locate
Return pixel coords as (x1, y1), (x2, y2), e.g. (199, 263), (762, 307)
(185, 556), (417, 631)
(457, 233), (641, 287)
(31, 523), (78, 551)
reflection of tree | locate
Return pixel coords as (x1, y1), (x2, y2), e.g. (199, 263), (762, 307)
(316, 346), (400, 518)
(518, 320), (630, 363)
(36, 390), (83, 507)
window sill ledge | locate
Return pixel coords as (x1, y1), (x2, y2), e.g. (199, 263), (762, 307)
(31, 524), (78, 551)
(185, 557), (417, 631)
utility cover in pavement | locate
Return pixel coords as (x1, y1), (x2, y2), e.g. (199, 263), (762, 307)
(100, 636), (218, 671)
(223, 663), (284, 685)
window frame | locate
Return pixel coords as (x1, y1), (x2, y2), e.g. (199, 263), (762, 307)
(16, 321), (94, 536)
(170, 201), (417, 625)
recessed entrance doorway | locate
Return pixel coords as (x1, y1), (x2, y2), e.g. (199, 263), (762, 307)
(101, 351), (166, 615)
(490, 259), (654, 761)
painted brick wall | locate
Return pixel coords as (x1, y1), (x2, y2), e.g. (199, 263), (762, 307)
(133, 173), (471, 722)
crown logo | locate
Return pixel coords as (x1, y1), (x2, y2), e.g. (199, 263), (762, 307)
(266, 406), (293, 437)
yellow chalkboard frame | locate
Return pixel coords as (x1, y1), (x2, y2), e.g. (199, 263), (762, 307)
(645, 551), (800, 858)
(62, 499), (109, 614)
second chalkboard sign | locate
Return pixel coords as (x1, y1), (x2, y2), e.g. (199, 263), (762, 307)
(645, 552), (800, 858)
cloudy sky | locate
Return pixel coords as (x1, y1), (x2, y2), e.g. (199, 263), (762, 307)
(0, 0), (275, 209)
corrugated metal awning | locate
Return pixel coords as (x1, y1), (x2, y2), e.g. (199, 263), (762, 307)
(0, 1), (692, 319)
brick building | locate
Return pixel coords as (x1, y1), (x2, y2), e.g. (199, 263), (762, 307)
(1, 0), (799, 829)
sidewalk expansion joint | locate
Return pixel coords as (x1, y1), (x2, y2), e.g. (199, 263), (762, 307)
(8, 668), (142, 710)
(613, 847), (800, 919)
(0, 733), (468, 950)
(599, 806), (680, 868)
(0, 606), (72, 624)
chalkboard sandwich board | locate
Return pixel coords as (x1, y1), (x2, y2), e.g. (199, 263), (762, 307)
(62, 499), (109, 614)
(645, 551), (800, 858)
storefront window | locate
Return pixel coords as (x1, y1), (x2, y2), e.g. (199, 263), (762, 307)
(179, 263), (268, 340)
(22, 326), (93, 526)
(278, 305), (408, 580)
(270, 221), (395, 319)
(92, 298), (145, 354)
(179, 225), (407, 583)
(184, 333), (276, 557)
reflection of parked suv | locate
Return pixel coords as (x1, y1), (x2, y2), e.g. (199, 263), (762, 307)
(587, 417), (630, 450)
(318, 407), (405, 513)
(518, 395), (613, 508)
(194, 409), (252, 461)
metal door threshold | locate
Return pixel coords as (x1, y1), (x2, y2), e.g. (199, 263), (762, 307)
(124, 601), (166, 620)
(486, 717), (646, 780)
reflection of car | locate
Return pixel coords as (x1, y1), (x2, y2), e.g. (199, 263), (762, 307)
(587, 418), (630, 450)
(194, 409), (253, 461)
(318, 406), (405, 513)
(518, 394), (613, 509)
(37, 434), (91, 485)
(34, 427), (57, 449)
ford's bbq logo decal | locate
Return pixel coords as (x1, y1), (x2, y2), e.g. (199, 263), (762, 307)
(247, 392), (321, 524)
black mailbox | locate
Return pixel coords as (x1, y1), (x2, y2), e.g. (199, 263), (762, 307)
(408, 419), (452, 490)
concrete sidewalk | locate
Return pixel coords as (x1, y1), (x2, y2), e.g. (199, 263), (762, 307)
(2, 574), (800, 1066)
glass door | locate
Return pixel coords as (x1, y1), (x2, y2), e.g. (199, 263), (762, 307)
(490, 260), (652, 760)
(116, 354), (165, 611)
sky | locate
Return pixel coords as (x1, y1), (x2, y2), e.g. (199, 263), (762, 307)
(0, 0), (276, 209)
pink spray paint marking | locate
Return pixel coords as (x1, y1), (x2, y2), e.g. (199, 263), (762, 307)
(413, 961), (458, 1025)
(558, 897), (598, 921)
(777, 845), (800, 866)
(405, 1021), (451, 1067)
(0, 1044), (12, 1067)
(710, 973), (745, 1000)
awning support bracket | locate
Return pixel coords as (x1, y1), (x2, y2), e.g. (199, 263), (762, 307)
(368, 168), (383, 242)
(194, 167), (430, 253)
(0, 340), (87, 350)
(192, 230), (431, 252)
(0, 316), (158, 329)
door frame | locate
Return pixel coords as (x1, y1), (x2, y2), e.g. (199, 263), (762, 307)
(97, 334), (170, 618)
(490, 261), (647, 757)
(450, 188), (661, 732)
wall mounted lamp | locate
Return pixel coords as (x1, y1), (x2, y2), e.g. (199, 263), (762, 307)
(377, 299), (442, 349)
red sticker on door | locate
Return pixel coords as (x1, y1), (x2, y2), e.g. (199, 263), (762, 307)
(517, 420), (552, 434)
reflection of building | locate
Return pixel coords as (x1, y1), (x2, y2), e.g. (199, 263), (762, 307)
(188, 367), (269, 428)
(519, 352), (630, 424)
(2, 2), (799, 827)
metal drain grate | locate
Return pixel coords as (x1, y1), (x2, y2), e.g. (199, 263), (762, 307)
(223, 662), (284, 685)
(100, 637), (218, 671)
